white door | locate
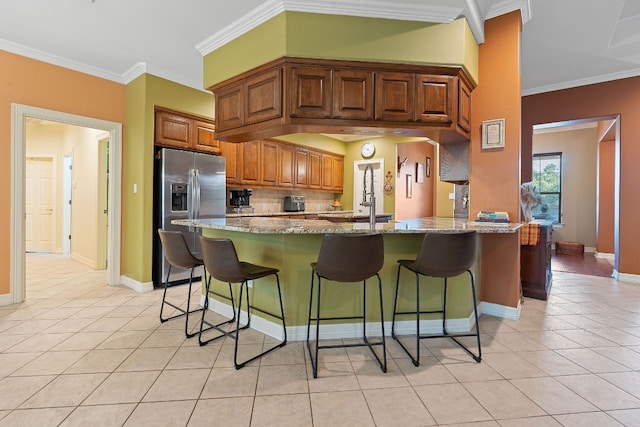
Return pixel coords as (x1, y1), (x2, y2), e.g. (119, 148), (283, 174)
(26, 156), (55, 252)
(353, 159), (384, 216)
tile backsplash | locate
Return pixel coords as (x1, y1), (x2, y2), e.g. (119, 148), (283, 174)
(230, 188), (336, 213)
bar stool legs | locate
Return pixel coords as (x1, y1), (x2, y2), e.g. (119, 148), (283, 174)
(305, 233), (386, 379)
(306, 271), (387, 379)
(392, 268), (481, 366)
(391, 231), (481, 367)
(159, 264), (204, 338)
(198, 236), (287, 370)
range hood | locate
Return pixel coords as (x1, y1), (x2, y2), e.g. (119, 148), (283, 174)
(210, 57), (474, 144)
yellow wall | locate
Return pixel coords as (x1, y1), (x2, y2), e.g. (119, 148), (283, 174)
(122, 74), (215, 283)
(204, 12), (478, 88)
(0, 50), (125, 295)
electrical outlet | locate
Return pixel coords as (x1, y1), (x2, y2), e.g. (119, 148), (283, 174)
(448, 192), (455, 200)
(247, 280), (253, 288)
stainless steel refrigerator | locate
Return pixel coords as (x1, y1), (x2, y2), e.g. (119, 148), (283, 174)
(153, 147), (226, 286)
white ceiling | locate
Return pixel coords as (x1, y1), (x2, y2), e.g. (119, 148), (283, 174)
(2, 0), (640, 96)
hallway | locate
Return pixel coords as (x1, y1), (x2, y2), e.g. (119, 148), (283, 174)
(1, 254), (640, 425)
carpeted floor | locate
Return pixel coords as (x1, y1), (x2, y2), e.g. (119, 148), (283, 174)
(551, 252), (614, 277)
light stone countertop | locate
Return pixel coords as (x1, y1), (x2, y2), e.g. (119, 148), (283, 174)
(173, 216), (522, 234)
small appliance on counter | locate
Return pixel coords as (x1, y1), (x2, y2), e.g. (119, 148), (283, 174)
(228, 189), (253, 213)
(284, 195), (305, 212)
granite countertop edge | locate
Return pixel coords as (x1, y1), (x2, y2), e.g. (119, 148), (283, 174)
(174, 217), (522, 234)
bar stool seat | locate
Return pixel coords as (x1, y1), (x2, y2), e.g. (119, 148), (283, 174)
(157, 229), (205, 338)
(392, 231), (481, 366)
(198, 236), (287, 370)
(306, 233), (386, 378)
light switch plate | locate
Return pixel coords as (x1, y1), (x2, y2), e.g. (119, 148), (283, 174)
(448, 192), (455, 200)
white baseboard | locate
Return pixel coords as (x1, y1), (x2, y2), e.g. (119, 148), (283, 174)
(595, 252), (614, 261)
(585, 246), (596, 253)
(616, 272), (640, 284)
(0, 293), (13, 307)
(202, 295), (481, 342)
(120, 275), (154, 293)
(479, 300), (521, 321)
(71, 253), (95, 268)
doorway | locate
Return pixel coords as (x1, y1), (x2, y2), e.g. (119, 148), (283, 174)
(531, 116), (619, 275)
(10, 104), (122, 304)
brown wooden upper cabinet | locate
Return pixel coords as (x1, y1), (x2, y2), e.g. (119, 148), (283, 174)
(290, 67), (332, 118)
(375, 72), (415, 122)
(333, 70), (374, 120)
(225, 139), (343, 193)
(210, 57), (475, 144)
(154, 108), (220, 155)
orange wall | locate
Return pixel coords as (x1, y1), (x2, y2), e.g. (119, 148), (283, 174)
(1, 50), (126, 294)
(522, 76), (640, 275)
(598, 139), (615, 254)
(395, 141), (435, 220)
(471, 12), (522, 307)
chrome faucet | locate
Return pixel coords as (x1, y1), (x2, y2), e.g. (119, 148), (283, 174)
(361, 164), (376, 228)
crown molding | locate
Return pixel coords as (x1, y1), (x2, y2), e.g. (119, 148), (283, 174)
(196, 0), (286, 56)
(487, 0), (531, 24)
(0, 37), (124, 84)
(522, 67), (640, 96)
(196, 0), (464, 56)
(122, 62), (147, 84)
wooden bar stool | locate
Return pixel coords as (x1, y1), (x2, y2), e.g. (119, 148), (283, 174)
(157, 229), (205, 338)
(391, 231), (481, 366)
(198, 236), (287, 370)
(306, 233), (386, 378)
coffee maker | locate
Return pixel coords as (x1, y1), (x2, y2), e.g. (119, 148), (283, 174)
(229, 189), (253, 211)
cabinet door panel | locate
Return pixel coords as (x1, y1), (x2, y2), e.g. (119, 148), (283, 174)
(308, 151), (322, 189)
(193, 120), (220, 154)
(333, 70), (373, 120)
(155, 111), (191, 149)
(290, 66), (332, 118)
(457, 78), (472, 135)
(220, 141), (239, 184)
(261, 140), (278, 186)
(375, 72), (414, 122)
(216, 83), (244, 131)
(278, 144), (295, 187)
(321, 154), (333, 190)
(295, 148), (309, 187)
(332, 155), (344, 192)
(416, 75), (453, 124)
(240, 141), (261, 185)
(245, 68), (282, 125)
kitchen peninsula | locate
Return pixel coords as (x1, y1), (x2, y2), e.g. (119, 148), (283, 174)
(174, 217), (521, 341)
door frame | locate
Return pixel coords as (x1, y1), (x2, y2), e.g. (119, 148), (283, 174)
(11, 104), (122, 303)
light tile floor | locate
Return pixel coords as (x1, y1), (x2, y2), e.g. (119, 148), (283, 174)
(1, 254), (640, 426)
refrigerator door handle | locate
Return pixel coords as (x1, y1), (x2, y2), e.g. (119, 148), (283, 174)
(188, 168), (196, 232)
(194, 169), (201, 219)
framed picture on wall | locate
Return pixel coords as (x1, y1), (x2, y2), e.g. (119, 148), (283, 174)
(406, 174), (412, 198)
(482, 118), (505, 149)
(416, 163), (424, 183)
(426, 157), (431, 178)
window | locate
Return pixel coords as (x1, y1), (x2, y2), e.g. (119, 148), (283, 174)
(531, 152), (562, 223)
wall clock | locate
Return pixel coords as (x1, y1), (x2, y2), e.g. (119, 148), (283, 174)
(360, 142), (376, 158)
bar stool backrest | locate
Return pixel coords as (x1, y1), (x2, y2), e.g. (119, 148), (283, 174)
(158, 229), (202, 269)
(412, 231), (477, 278)
(199, 236), (247, 282)
(315, 233), (384, 282)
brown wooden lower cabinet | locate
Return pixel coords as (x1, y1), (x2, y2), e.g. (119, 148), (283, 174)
(521, 223), (553, 300)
